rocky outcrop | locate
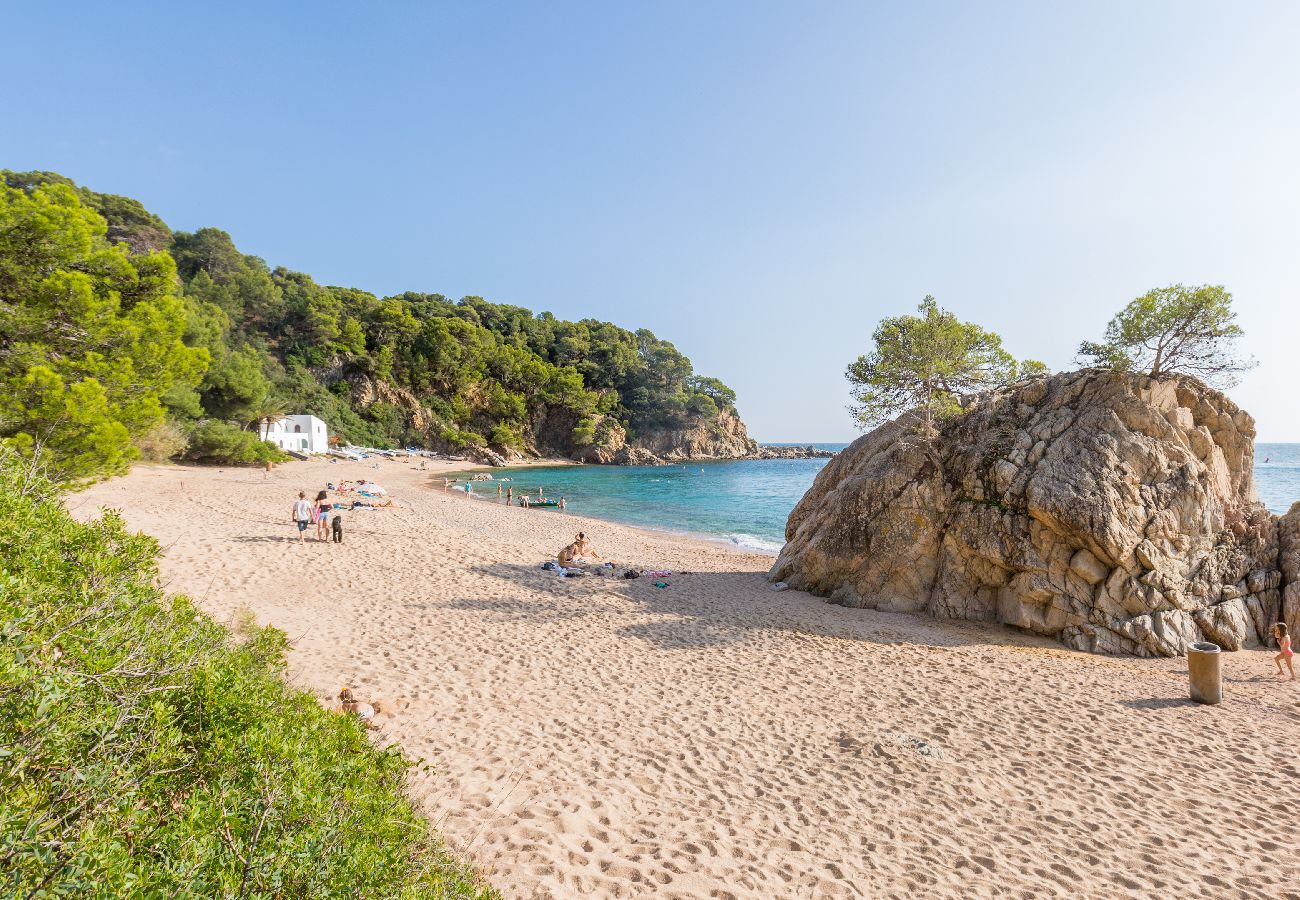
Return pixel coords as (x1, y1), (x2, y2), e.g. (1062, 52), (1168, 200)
(630, 410), (758, 462)
(570, 416), (628, 464)
(770, 370), (1288, 657)
(751, 445), (836, 460)
(1277, 503), (1300, 639)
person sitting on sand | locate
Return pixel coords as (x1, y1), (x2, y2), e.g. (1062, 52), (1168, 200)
(574, 532), (601, 559)
(1274, 622), (1295, 680)
(558, 531), (603, 566)
(339, 686), (381, 729)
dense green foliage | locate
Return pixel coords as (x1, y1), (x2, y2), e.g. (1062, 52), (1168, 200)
(1077, 283), (1255, 385)
(0, 170), (738, 479)
(0, 179), (207, 481)
(846, 296), (1045, 430)
(0, 457), (492, 898)
(185, 420), (289, 465)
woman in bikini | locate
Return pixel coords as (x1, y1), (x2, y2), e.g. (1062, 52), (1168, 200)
(1274, 622), (1295, 680)
(315, 490), (332, 542)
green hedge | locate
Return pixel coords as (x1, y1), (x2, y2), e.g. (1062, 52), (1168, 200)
(0, 459), (495, 899)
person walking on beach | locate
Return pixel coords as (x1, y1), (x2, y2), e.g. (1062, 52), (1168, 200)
(1274, 623), (1295, 680)
(291, 491), (313, 545)
(315, 490), (332, 542)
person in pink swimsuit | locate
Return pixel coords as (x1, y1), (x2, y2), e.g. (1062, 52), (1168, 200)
(1273, 622), (1295, 681)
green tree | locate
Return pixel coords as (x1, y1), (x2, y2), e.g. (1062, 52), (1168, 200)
(1077, 284), (1255, 385)
(846, 297), (1017, 431)
(200, 345), (274, 426)
(1019, 359), (1050, 379)
(0, 182), (207, 480)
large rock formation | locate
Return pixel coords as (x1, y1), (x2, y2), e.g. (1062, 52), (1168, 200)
(771, 370), (1299, 656)
(629, 410), (758, 462)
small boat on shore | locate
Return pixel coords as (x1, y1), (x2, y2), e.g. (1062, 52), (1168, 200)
(520, 498), (561, 508)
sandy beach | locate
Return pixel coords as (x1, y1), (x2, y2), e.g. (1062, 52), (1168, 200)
(74, 458), (1300, 899)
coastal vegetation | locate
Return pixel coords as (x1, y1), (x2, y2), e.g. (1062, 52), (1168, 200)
(847, 285), (1250, 433)
(845, 296), (1046, 430)
(0, 171), (742, 481)
(1077, 283), (1256, 386)
(0, 456), (493, 898)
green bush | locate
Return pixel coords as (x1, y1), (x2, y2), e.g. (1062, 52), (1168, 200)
(439, 428), (485, 450)
(185, 420), (288, 465)
(570, 417), (597, 447)
(488, 422), (523, 450)
(134, 420), (190, 462)
(0, 457), (495, 898)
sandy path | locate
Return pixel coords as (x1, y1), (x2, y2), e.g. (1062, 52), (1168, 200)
(75, 459), (1300, 899)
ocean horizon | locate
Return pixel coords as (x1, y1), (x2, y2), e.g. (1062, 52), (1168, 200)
(473, 442), (1300, 553)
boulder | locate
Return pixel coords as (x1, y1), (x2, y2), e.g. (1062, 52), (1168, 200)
(770, 370), (1286, 657)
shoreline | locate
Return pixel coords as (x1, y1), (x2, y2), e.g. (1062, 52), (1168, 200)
(72, 457), (1300, 899)
(437, 459), (790, 556)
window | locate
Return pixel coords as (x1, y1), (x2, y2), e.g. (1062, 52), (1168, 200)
(294, 424), (302, 433)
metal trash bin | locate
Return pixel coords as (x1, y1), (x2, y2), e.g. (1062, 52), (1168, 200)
(1187, 641), (1222, 704)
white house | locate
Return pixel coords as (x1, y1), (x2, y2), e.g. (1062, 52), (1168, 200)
(260, 414), (330, 454)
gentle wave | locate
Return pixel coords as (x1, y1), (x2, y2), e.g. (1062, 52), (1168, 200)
(726, 533), (785, 555)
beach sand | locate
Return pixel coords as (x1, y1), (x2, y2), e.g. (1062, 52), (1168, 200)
(75, 459), (1300, 899)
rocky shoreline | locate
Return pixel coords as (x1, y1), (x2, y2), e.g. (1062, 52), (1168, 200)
(771, 369), (1298, 657)
(472, 442), (835, 467)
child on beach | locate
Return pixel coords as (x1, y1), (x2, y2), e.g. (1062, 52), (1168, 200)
(1274, 623), (1294, 680)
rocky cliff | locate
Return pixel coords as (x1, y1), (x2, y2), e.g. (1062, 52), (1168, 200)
(628, 410), (757, 462)
(349, 376), (774, 466)
(771, 370), (1300, 656)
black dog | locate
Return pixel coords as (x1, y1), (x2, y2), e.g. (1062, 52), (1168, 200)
(332, 514), (344, 543)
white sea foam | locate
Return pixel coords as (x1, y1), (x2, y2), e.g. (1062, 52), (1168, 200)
(727, 533), (784, 555)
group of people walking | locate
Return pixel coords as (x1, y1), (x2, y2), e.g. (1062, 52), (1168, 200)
(291, 490), (343, 544)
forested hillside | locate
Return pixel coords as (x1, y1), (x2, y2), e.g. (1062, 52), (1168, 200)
(0, 171), (753, 478)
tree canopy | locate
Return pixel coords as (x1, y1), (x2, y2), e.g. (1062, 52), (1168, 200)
(1077, 284), (1255, 386)
(0, 181), (206, 480)
(846, 297), (1041, 431)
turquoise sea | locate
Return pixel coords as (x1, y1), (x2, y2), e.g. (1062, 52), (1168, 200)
(480, 442), (1300, 554)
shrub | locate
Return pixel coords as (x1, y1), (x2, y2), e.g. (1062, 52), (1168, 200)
(488, 422), (522, 450)
(570, 417), (597, 446)
(185, 420), (287, 465)
(134, 420), (190, 461)
(440, 428), (485, 450)
(0, 457), (495, 898)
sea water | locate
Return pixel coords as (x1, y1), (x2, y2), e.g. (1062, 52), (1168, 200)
(484, 443), (1300, 554)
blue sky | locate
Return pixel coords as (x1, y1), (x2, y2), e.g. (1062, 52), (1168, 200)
(5, 2), (1299, 441)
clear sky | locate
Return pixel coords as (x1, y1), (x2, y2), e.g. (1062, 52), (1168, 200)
(5, 2), (1299, 441)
